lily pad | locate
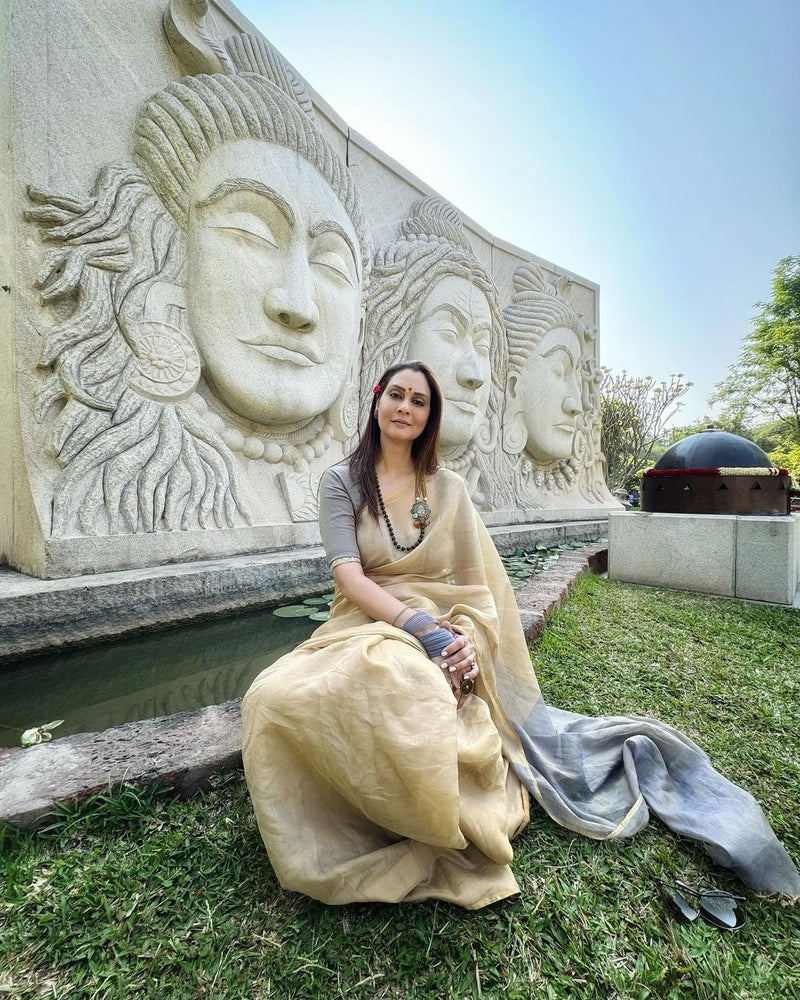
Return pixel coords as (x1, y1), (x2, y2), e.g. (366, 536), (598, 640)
(273, 605), (316, 618)
(309, 611), (331, 622)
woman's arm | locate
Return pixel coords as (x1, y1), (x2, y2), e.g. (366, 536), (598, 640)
(322, 467), (478, 698)
(333, 562), (477, 693)
(332, 560), (412, 627)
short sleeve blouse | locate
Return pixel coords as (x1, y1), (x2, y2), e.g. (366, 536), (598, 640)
(319, 464), (363, 569)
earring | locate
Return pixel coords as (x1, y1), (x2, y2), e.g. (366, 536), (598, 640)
(128, 320), (201, 402)
(328, 369), (361, 441)
(501, 379), (527, 455)
(474, 415), (498, 453)
(328, 315), (363, 442)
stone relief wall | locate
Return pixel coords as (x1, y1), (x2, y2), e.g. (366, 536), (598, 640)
(26, 34), (369, 537)
(2, 0), (617, 578)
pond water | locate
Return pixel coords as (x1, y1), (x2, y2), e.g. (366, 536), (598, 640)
(0, 541), (595, 748)
(0, 595), (332, 749)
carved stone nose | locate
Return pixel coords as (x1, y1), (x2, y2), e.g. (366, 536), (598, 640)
(563, 375), (582, 415)
(263, 286), (319, 332)
(457, 366), (485, 390)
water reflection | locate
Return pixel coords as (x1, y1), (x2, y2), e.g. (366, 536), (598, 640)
(0, 603), (322, 747)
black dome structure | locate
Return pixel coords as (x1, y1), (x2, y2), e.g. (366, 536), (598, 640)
(642, 429), (790, 516)
(654, 430), (772, 471)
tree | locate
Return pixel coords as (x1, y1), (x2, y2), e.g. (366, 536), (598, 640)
(768, 443), (800, 484)
(711, 256), (800, 444)
(600, 370), (692, 492)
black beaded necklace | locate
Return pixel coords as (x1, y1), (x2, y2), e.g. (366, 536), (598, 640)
(375, 477), (431, 552)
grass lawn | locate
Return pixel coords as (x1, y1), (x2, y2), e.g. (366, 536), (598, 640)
(1, 575), (798, 999)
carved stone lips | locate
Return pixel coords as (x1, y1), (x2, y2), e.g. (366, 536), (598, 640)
(240, 342), (321, 366)
(448, 399), (478, 414)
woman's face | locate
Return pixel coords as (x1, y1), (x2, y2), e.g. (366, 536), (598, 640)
(518, 327), (582, 462)
(406, 275), (492, 450)
(186, 139), (361, 428)
(375, 369), (432, 446)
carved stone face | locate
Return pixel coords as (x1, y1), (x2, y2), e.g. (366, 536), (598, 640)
(187, 140), (361, 427)
(519, 327), (582, 462)
(406, 275), (492, 449)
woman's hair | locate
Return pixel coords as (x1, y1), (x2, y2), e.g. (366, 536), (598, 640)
(348, 361), (443, 520)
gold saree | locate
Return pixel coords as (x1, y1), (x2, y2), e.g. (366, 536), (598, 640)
(242, 469), (800, 905)
(242, 469), (533, 908)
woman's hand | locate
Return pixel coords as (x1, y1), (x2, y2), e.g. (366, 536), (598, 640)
(434, 621), (479, 708)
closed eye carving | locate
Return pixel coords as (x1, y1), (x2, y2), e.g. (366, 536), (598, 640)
(206, 211), (279, 248)
(308, 223), (359, 288)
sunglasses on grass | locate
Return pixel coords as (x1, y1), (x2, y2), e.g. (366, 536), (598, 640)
(658, 879), (746, 931)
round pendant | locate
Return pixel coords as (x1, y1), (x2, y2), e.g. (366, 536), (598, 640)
(410, 498), (431, 528)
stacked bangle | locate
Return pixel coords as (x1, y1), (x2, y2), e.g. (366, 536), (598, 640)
(401, 611), (453, 659)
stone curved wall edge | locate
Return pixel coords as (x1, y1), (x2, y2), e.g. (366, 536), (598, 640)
(208, 2), (601, 295)
(210, 0), (352, 136)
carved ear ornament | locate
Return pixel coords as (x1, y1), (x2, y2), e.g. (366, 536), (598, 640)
(502, 409), (527, 457)
(128, 320), (201, 403)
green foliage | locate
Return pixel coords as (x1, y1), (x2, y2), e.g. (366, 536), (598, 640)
(769, 443), (800, 483)
(750, 417), (799, 455)
(712, 256), (800, 441)
(2, 576), (798, 1000)
(600, 370), (693, 492)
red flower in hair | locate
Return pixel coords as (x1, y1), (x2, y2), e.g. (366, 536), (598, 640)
(372, 383), (382, 394)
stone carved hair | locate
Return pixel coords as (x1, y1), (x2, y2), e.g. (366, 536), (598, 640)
(28, 68), (369, 536)
(361, 197), (513, 509)
(502, 262), (606, 499)
(133, 72), (369, 271)
(504, 263), (585, 375)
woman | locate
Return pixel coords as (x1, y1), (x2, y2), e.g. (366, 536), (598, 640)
(242, 360), (531, 907)
(242, 362), (800, 908)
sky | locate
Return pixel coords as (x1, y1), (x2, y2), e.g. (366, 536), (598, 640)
(234, 0), (799, 426)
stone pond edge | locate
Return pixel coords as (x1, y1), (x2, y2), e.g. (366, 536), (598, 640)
(0, 545), (607, 828)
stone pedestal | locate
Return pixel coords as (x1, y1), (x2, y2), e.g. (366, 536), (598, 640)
(608, 512), (800, 605)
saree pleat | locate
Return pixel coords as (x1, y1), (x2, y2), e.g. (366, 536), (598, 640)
(242, 468), (800, 906)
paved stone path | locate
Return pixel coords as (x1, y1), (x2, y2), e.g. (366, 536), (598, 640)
(0, 544), (606, 827)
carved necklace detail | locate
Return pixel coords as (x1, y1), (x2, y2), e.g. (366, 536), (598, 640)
(376, 478), (431, 552)
(441, 445), (475, 473)
(188, 390), (332, 471)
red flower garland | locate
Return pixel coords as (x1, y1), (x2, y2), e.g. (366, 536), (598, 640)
(643, 467), (789, 477)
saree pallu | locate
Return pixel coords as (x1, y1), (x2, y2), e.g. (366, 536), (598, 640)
(241, 469), (800, 907)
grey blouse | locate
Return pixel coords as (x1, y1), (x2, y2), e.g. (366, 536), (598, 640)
(319, 464), (364, 569)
